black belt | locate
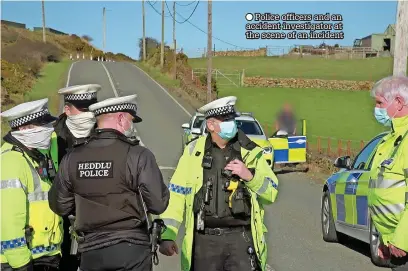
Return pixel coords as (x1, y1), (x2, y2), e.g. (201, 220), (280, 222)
(201, 225), (250, 236)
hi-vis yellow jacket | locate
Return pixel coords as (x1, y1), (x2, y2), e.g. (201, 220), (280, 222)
(159, 135), (279, 271)
(0, 132), (63, 268)
(368, 115), (408, 252)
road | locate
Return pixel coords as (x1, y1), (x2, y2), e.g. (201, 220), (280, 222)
(66, 60), (385, 271)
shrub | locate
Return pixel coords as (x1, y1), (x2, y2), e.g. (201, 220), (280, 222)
(199, 73), (218, 96)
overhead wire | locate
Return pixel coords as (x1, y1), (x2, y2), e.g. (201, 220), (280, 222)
(146, 0), (171, 17)
(147, 0), (252, 50)
(176, 1), (197, 7)
(165, 0), (200, 24)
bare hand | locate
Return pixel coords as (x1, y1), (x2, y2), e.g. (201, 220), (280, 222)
(224, 159), (253, 181)
(389, 244), (407, 258)
(159, 240), (178, 256)
(378, 244), (390, 260)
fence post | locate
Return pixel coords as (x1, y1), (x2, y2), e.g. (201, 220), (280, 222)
(241, 69), (245, 87)
(347, 140), (351, 156)
(360, 140), (365, 149)
(338, 139), (342, 157)
(317, 137), (321, 153)
(327, 137), (331, 156)
(191, 69), (194, 80)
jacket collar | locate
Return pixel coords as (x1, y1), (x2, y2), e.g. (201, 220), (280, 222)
(391, 115), (408, 135)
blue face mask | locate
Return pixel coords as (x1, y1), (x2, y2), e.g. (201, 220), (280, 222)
(218, 120), (238, 140)
(374, 107), (392, 127)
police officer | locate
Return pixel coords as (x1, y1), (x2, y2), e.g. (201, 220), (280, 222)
(368, 76), (408, 271)
(48, 94), (170, 271)
(54, 84), (101, 162)
(159, 96), (279, 271)
(53, 84), (101, 271)
(1, 98), (63, 271)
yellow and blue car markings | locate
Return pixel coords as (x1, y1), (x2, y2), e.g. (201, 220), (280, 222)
(268, 136), (307, 164)
(327, 170), (371, 227)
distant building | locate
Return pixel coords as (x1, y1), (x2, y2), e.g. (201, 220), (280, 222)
(1, 20), (26, 29)
(33, 27), (68, 36)
(353, 24), (398, 53)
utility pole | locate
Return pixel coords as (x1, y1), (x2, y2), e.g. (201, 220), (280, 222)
(393, 0), (408, 76)
(207, 0), (213, 102)
(41, 0), (46, 43)
(103, 7), (106, 53)
(173, 1), (177, 79)
(160, 0), (165, 69)
(142, 0), (146, 61)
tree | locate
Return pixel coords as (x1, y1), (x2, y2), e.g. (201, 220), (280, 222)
(82, 35), (93, 42)
(138, 37), (160, 60)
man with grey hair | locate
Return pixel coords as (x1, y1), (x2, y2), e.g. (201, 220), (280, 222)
(368, 75), (408, 270)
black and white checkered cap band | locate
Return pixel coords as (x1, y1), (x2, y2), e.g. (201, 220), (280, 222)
(9, 108), (50, 128)
(204, 105), (236, 118)
(64, 92), (97, 101)
(93, 103), (138, 116)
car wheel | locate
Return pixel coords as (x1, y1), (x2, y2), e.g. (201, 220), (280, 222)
(369, 217), (390, 267)
(321, 190), (338, 242)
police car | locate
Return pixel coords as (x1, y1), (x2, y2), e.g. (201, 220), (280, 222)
(321, 131), (390, 267)
(181, 112), (205, 147)
(185, 113), (275, 169)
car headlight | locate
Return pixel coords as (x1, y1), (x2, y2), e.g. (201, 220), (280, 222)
(263, 147), (273, 154)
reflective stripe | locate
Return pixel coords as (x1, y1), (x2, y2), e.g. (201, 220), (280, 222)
(21, 155), (42, 193)
(28, 191), (48, 202)
(162, 218), (181, 229)
(31, 244), (58, 255)
(189, 140), (198, 156)
(0, 179), (27, 194)
(0, 237), (27, 254)
(370, 203), (405, 217)
(168, 183), (192, 195)
(256, 178), (270, 195)
(369, 179), (406, 189)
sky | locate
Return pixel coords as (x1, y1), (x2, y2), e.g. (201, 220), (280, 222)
(1, 1), (398, 60)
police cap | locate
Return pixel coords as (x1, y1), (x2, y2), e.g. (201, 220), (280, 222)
(0, 98), (57, 129)
(58, 84), (101, 109)
(89, 94), (142, 123)
(197, 96), (240, 119)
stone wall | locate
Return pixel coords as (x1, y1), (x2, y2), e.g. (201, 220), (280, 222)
(244, 76), (374, 91)
(214, 47), (267, 57)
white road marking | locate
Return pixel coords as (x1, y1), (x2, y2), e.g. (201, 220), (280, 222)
(159, 166), (176, 170)
(131, 64), (192, 117)
(101, 62), (119, 97)
(65, 61), (78, 87)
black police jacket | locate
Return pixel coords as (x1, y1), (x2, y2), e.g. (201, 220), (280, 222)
(48, 129), (170, 252)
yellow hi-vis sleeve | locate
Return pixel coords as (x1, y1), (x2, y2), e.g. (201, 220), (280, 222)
(245, 150), (279, 205)
(1, 153), (31, 268)
(159, 144), (191, 241)
(390, 148), (408, 252)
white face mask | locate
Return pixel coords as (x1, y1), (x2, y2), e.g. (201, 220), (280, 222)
(123, 119), (137, 138)
(66, 112), (96, 138)
(11, 124), (54, 150)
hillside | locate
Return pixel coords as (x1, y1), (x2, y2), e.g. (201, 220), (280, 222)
(1, 24), (134, 108)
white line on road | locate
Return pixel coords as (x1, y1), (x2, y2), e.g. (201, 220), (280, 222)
(101, 63), (119, 97)
(131, 64), (192, 117)
(101, 62), (146, 147)
(159, 166), (176, 170)
(65, 61), (78, 87)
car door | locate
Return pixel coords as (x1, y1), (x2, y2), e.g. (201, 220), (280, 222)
(335, 135), (384, 228)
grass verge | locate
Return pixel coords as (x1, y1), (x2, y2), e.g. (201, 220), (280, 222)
(1, 59), (72, 140)
(134, 61), (180, 88)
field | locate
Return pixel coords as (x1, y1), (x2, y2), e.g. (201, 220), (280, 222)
(187, 56), (394, 149)
(188, 56), (398, 81)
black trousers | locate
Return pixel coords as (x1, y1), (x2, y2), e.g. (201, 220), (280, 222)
(59, 216), (80, 271)
(79, 242), (151, 271)
(191, 226), (260, 271)
(391, 255), (408, 271)
(1, 255), (60, 271)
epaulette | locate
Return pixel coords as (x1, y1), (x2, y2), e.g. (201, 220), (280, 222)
(237, 130), (258, 151)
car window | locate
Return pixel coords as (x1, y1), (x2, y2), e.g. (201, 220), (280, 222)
(352, 135), (383, 170)
(236, 120), (263, 136)
(193, 117), (205, 129)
